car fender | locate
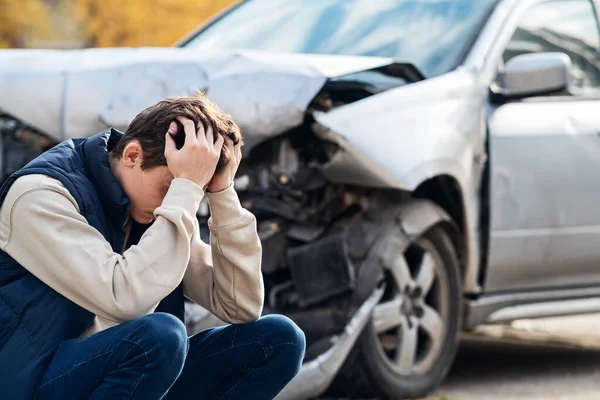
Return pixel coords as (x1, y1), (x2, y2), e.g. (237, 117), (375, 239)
(352, 199), (458, 305)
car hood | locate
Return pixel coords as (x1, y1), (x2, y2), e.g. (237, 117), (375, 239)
(0, 47), (396, 145)
(0, 47), (481, 191)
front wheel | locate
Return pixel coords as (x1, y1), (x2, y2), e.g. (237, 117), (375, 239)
(330, 223), (462, 399)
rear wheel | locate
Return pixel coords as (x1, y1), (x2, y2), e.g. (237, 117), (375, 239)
(329, 223), (462, 399)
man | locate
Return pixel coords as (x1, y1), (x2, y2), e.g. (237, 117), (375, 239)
(0, 93), (305, 399)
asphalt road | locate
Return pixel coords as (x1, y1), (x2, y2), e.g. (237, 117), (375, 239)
(431, 337), (600, 400)
(189, 304), (600, 400)
(428, 315), (600, 400)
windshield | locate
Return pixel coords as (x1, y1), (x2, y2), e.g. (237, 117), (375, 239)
(181, 0), (496, 78)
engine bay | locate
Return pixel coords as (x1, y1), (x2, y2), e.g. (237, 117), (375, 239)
(0, 110), (382, 347)
(197, 121), (370, 316)
(0, 63), (419, 346)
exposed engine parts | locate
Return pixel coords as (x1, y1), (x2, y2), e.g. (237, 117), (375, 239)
(194, 126), (377, 325)
(1, 109), (395, 348)
(288, 233), (356, 308)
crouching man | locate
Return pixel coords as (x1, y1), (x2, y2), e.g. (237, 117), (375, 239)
(0, 93), (305, 399)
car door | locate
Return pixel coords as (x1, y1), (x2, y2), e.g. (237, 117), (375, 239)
(485, 0), (600, 292)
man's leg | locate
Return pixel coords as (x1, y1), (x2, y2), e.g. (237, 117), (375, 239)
(36, 313), (188, 399)
(165, 314), (306, 400)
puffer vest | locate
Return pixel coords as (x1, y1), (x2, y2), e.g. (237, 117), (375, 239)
(0, 129), (184, 399)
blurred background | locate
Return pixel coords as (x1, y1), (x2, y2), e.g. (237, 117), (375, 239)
(4, 1), (600, 399)
(0, 0), (234, 49)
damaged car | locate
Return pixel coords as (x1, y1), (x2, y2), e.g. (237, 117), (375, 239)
(3, 0), (600, 398)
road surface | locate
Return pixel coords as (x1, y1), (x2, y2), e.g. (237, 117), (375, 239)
(431, 315), (600, 400)
(188, 303), (600, 399)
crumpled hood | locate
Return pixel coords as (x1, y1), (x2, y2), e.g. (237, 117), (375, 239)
(312, 67), (483, 190)
(0, 47), (395, 147)
(0, 46), (482, 191)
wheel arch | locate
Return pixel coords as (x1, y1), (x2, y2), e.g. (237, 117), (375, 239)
(412, 175), (468, 283)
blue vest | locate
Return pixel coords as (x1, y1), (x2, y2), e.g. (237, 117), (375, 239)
(0, 129), (183, 399)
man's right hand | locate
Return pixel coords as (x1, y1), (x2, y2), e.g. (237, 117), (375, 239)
(165, 116), (224, 189)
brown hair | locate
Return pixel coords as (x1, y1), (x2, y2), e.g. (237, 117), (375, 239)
(112, 91), (242, 172)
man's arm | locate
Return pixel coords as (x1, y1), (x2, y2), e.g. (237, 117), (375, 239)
(0, 174), (204, 323)
(182, 184), (264, 324)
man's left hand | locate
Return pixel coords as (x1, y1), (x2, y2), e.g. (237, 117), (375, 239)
(207, 138), (242, 193)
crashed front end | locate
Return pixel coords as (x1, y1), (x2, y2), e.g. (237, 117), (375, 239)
(0, 47), (480, 398)
(1, 47), (414, 284)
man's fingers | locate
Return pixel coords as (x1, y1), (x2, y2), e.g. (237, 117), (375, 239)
(222, 136), (233, 149)
(215, 133), (225, 151)
(195, 120), (209, 147)
(175, 116), (197, 143)
(164, 131), (177, 155)
(225, 137), (241, 161)
(167, 121), (178, 135)
(205, 124), (215, 146)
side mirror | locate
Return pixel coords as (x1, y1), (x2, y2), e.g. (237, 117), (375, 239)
(496, 52), (572, 99)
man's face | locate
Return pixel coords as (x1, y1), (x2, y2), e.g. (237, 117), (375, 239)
(115, 141), (174, 224)
(126, 165), (173, 224)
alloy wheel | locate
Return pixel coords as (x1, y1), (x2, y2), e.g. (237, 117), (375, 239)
(370, 237), (450, 376)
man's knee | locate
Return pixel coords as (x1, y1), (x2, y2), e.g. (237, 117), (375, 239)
(255, 314), (306, 378)
(258, 314), (306, 350)
(131, 313), (189, 373)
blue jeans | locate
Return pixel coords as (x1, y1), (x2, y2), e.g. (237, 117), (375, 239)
(35, 313), (306, 399)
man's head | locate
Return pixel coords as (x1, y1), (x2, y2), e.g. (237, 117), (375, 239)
(109, 91), (242, 224)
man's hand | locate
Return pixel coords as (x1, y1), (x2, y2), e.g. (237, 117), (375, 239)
(165, 116), (224, 189)
(207, 137), (242, 193)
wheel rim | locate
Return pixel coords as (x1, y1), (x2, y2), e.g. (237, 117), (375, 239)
(370, 236), (450, 376)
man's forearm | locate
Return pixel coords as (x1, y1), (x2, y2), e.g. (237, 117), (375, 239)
(183, 185), (264, 323)
(0, 175), (204, 322)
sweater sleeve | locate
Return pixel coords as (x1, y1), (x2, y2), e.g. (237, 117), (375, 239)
(182, 184), (264, 324)
(0, 174), (203, 323)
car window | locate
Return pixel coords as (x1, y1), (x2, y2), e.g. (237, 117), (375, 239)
(181, 0), (497, 79)
(503, 0), (600, 96)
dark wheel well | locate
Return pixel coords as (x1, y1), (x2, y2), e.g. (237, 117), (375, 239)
(413, 175), (466, 274)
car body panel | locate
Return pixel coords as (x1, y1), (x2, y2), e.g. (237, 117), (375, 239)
(313, 68), (484, 191)
(478, 0), (600, 293)
(0, 45), (489, 292)
(487, 97), (600, 291)
(0, 48), (395, 146)
(312, 69), (488, 292)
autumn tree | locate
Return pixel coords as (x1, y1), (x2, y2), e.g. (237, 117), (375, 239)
(74, 0), (239, 48)
(0, 0), (51, 48)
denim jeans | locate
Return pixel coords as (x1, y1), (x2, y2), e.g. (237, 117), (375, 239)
(35, 313), (306, 399)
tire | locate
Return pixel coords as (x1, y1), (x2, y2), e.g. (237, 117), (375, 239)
(327, 223), (462, 399)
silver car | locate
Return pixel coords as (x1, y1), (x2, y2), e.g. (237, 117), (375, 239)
(1, 0), (600, 398)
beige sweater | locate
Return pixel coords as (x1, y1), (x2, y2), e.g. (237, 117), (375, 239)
(0, 174), (264, 337)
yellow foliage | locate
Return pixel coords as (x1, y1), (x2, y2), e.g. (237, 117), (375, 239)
(0, 0), (51, 48)
(74, 0), (239, 47)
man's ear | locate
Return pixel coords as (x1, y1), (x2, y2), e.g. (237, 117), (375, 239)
(121, 141), (143, 168)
